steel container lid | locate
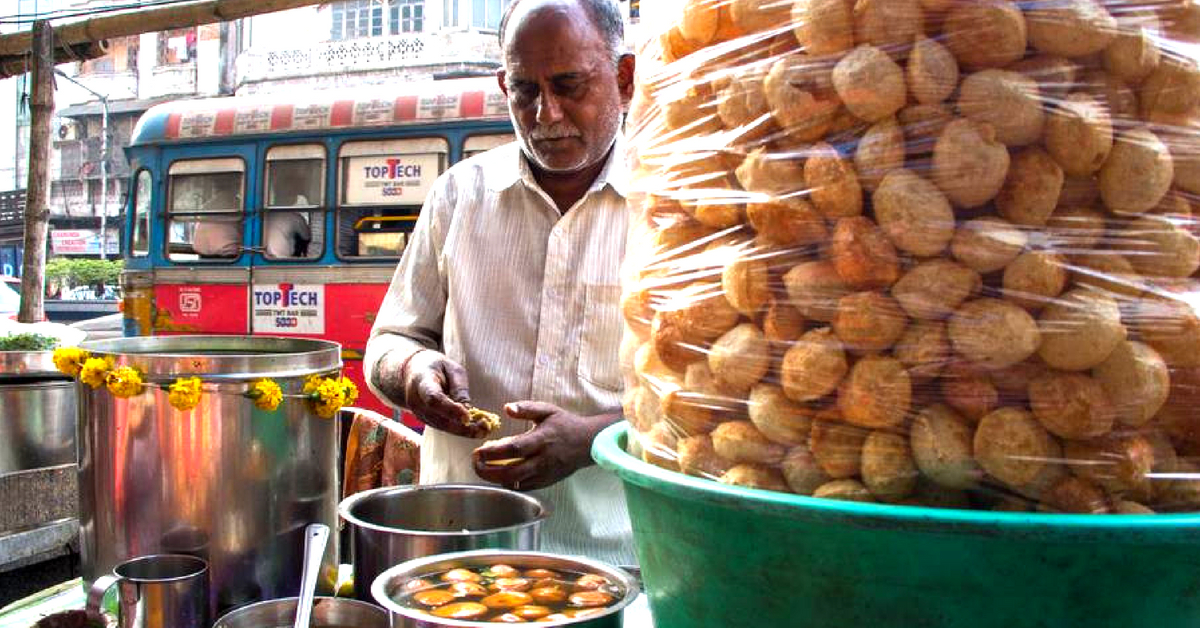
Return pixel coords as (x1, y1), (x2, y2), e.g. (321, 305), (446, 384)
(0, 350), (64, 380)
(78, 335), (342, 381)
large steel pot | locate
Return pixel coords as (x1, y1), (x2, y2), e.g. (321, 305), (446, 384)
(212, 596), (388, 628)
(0, 351), (76, 474)
(371, 549), (639, 628)
(338, 484), (547, 601)
(76, 336), (343, 614)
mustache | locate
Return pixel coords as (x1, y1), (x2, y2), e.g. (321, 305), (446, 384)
(529, 125), (581, 140)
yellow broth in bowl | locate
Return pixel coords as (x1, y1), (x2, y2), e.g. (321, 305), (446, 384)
(396, 563), (624, 623)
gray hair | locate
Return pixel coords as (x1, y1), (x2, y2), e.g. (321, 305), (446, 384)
(498, 0), (626, 63)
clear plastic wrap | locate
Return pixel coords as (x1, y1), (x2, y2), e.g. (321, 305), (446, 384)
(619, 0), (1200, 513)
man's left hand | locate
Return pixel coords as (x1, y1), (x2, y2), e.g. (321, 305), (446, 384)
(472, 402), (619, 492)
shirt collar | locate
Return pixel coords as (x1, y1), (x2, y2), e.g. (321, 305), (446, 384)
(488, 134), (628, 199)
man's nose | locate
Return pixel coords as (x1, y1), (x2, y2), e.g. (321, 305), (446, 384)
(536, 90), (564, 125)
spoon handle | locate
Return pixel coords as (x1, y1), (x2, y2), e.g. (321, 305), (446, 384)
(294, 523), (331, 628)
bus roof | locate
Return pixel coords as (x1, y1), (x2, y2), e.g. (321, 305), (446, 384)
(130, 77), (508, 146)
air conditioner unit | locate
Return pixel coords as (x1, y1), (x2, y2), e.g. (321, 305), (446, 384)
(57, 121), (80, 141)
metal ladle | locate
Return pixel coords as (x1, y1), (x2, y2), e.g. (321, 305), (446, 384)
(293, 523), (330, 628)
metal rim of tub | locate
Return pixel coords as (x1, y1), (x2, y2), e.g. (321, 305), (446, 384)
(338, 484), (552, 537)
(77, 335), (342, 381)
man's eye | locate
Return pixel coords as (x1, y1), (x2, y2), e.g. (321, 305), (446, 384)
(554, 80), (585, 97)
(511, 84), (538, 103)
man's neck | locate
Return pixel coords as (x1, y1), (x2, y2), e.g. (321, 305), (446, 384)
(527, 148), (611, 214)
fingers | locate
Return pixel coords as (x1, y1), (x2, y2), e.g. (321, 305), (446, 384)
(475, 454), (545, 491)
(475, 434), (541, 463)
(412, 374), (478, 438)
(504, 401), (560, 424)
(473, 433), (544, 485)
(443, 360), (471, 405)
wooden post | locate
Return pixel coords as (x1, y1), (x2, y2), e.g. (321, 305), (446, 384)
(18, 21), (51, 323)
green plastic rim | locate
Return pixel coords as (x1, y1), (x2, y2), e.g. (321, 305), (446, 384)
(592, 422), (1200, 543)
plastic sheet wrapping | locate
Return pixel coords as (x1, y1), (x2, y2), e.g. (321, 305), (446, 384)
(619, 0), (1200, 513)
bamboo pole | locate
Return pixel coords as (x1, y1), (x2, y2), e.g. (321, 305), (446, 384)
(17, 21), (52, 323)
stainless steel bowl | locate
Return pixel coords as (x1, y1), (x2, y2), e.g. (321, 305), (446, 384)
(371, 549), (640, 628)
(211, 596), (388, 628)
(338, 484), (548, 601)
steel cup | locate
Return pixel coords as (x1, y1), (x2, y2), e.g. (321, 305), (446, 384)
(86, 554), (209, 628)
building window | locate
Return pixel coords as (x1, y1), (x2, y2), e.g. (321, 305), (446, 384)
(157, 28), (196, 65)
(471, 0), (506, 30)
(80, 36), (139, 75)
(443, 0), (460, 28)
(332, 0), (424, 40)
(392, 0), (424, 33)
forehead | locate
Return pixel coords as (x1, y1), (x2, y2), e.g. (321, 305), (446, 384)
(503, 4), (608, 76)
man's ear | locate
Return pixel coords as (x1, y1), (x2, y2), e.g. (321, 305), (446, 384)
(496, 69), (509, 97)
(616, 53), (635, 103)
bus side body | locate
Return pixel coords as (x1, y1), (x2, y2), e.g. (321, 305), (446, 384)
(121, 108), (513, 420)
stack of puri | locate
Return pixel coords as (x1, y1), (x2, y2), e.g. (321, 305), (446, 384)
(619, 0), (1200, 514)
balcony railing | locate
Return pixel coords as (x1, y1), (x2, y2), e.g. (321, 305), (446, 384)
(145, 63), (198, 99)
(237, 31), (501, 85)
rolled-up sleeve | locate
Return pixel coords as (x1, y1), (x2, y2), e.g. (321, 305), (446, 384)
(363, 179), (452, 409)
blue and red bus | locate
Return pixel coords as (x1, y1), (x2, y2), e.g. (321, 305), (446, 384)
(120, 77), (514, 417)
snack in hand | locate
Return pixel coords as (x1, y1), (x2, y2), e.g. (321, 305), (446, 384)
(465, 404), (502, 435)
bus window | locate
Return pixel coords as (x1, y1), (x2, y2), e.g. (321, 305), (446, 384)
(167, 158), (245, 261)
(264, 144), (325, 260)
(337, 138), (448, 259)
(462, 134), (514, 160)
(132, 169), (152, 257)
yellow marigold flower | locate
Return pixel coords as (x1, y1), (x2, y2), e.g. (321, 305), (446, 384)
(302, 374), (322, 396)
(52, 346), (89, 378)
(80, 357), (113, 389)
(247, 378), (283, 412)
(107, 366), (145, 398)
(306, 376), (343, 419)
(340, 377), (359, 406)
(167, 377), (203, 411)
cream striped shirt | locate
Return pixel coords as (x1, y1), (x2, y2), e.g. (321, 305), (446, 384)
(364, 139), (634, 566)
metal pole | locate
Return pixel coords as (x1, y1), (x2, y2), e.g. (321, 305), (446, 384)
(98, 97), (108, 260)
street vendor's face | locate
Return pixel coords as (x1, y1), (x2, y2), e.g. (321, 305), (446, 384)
(499, 4), (631, 175)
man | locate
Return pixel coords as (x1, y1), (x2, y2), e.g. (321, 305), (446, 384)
(364, 0), (636, 564)
(263, 210), (311, 258)
(192, 187), (242, 258)
(265, 169), (314, 258)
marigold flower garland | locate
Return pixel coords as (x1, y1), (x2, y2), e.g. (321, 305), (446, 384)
(167, 377), (203, 412)
(246, 378), (283, 412)
(52, 346), (88, 378)
(107, 366), (145, 398)
(52, 347), (354, 417)
(303, 374), (359, 419)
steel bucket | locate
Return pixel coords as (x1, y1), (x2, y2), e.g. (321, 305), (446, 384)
(76, 335), (343, 614)
(212, 597), (388, 628)
(0, 351), (76, 474)
(338, 484), (548, 601)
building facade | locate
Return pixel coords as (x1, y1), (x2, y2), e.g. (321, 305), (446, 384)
(0, 0), (640, 267)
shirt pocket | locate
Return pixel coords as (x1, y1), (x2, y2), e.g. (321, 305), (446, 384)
(578, 284), (623, 392)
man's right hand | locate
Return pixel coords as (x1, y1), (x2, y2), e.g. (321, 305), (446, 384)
(399, 350), (489, 438)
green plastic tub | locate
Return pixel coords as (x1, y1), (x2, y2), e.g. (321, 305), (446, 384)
(593, 423), (1200, 628)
